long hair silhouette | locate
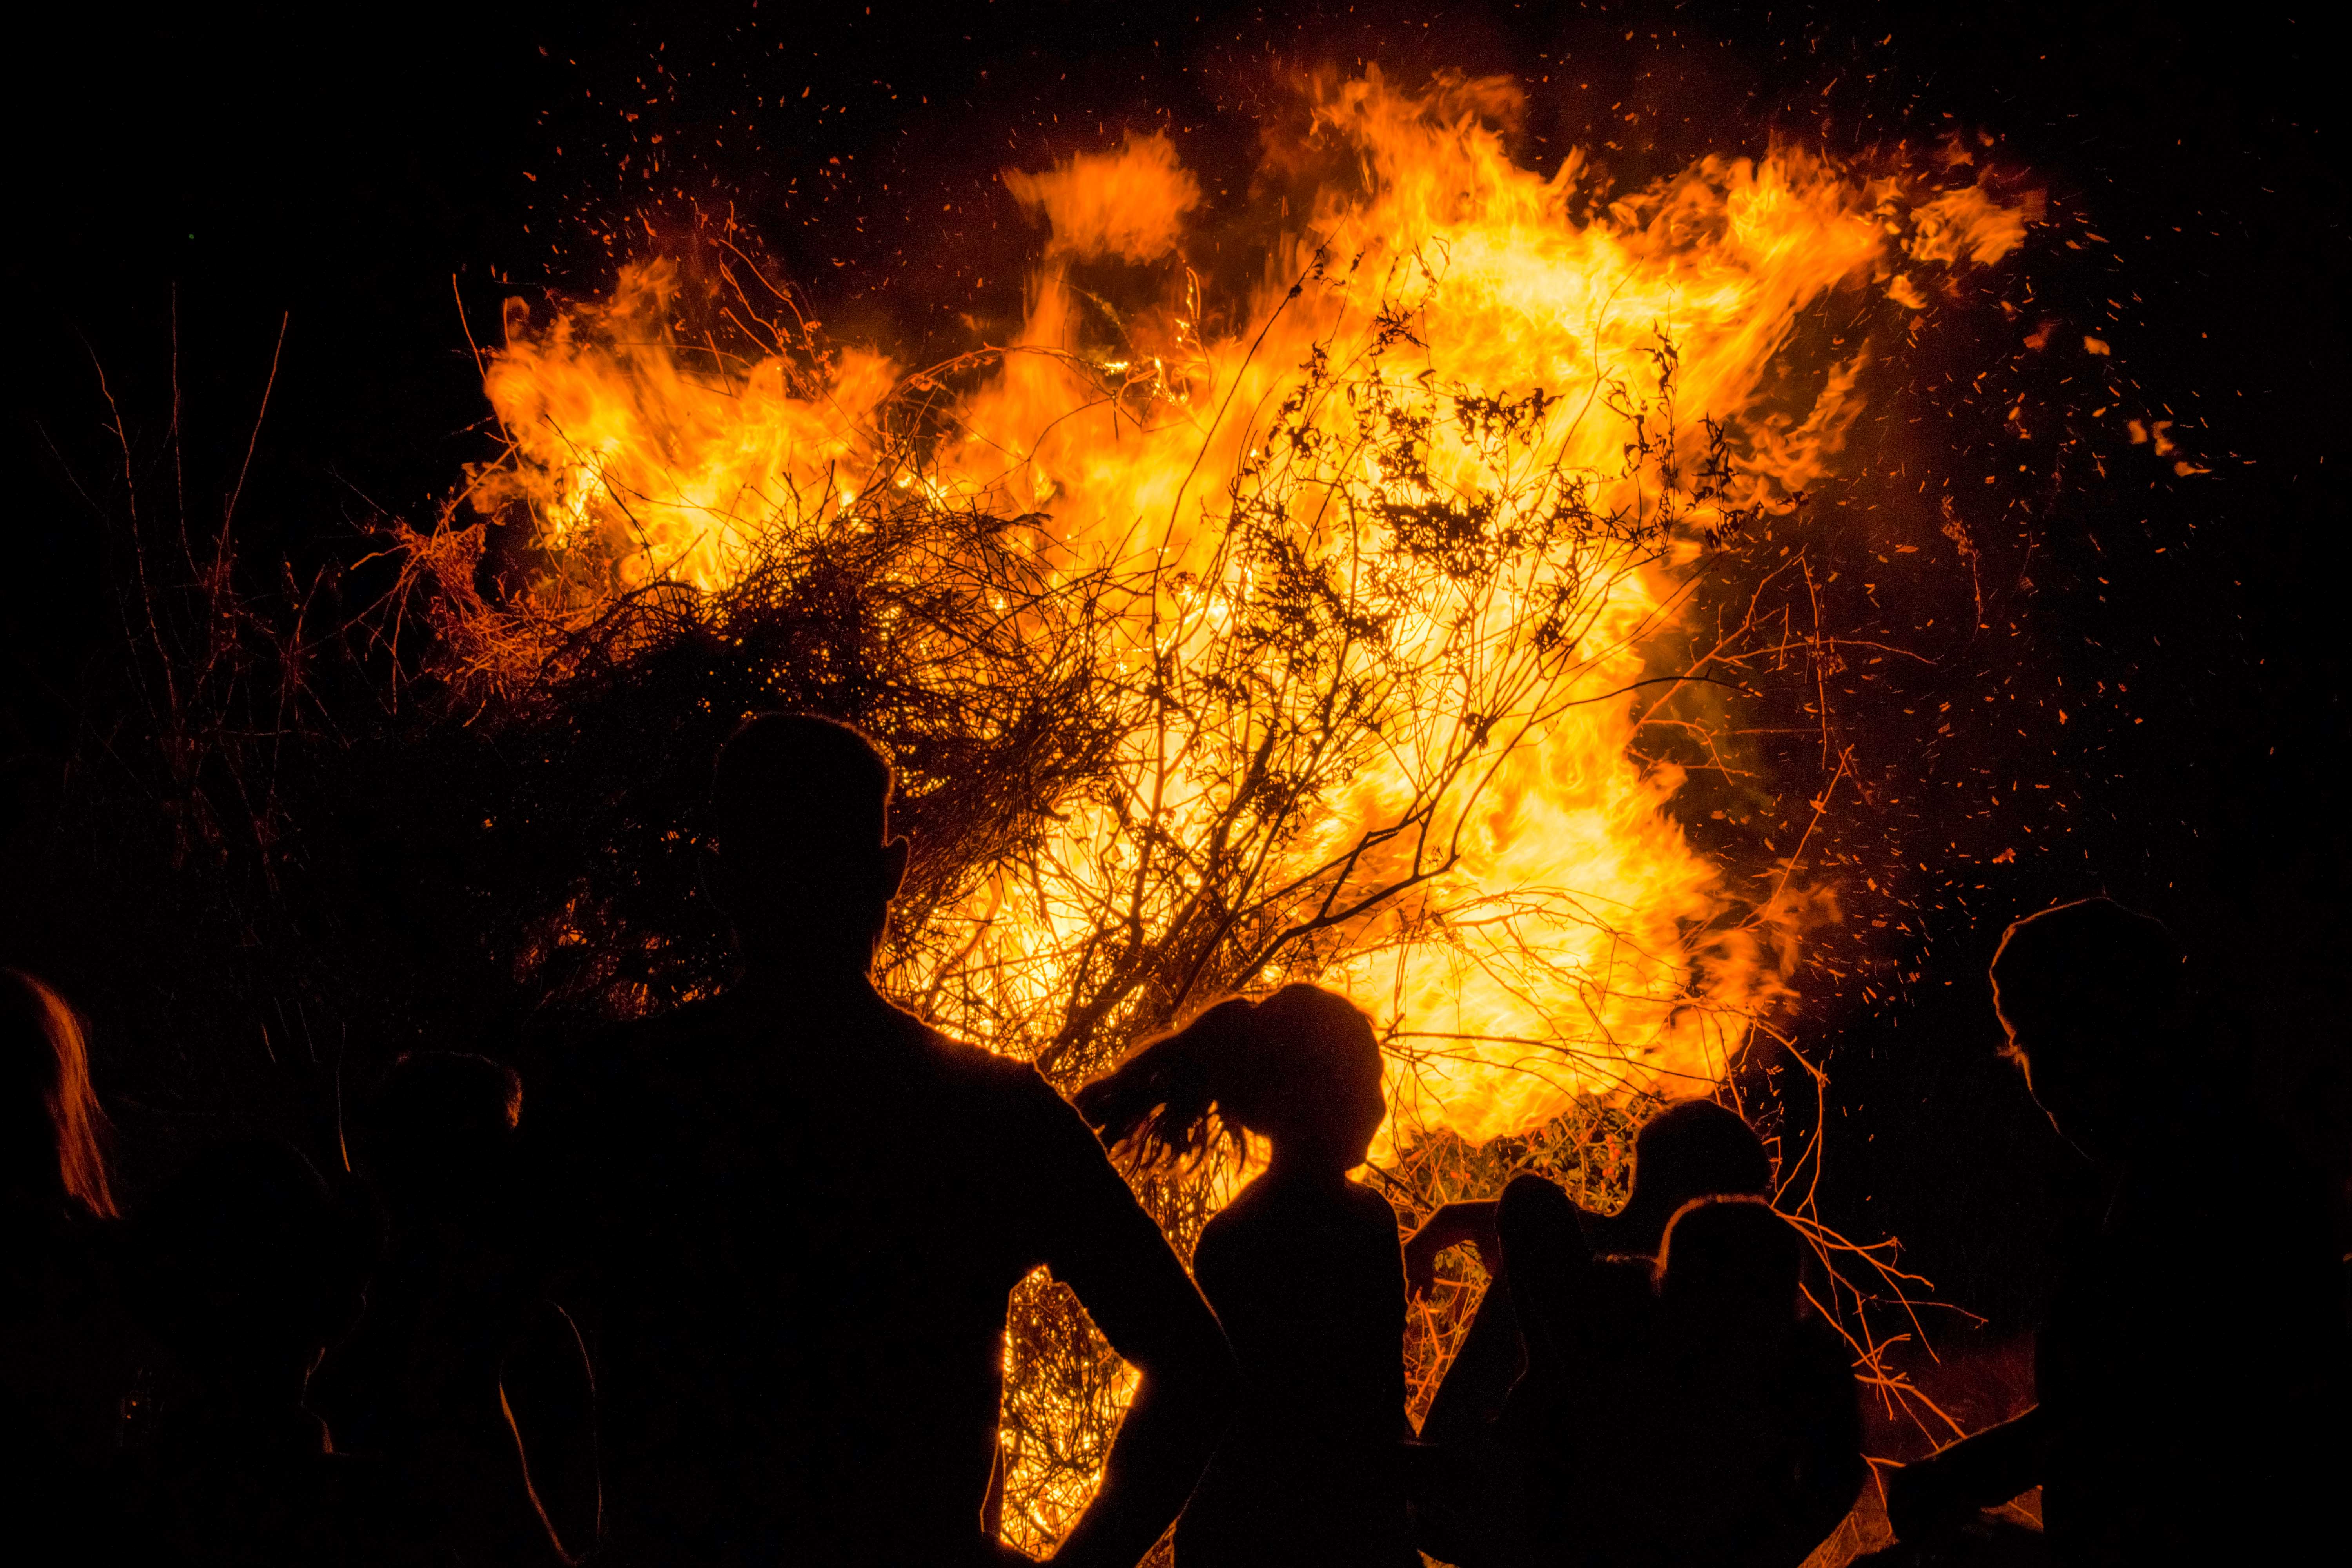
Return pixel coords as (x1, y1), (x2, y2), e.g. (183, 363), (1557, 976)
(1082, 984), (1412, 1568)
(1076, 984), (1385, 1173)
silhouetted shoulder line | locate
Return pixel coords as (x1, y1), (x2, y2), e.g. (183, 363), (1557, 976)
(1345, 1179), (1401, 1227)
(914, 1020), (1071, 1103)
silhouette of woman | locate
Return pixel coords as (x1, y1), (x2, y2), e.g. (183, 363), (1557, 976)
(1, 969), (154, 1540)
(1076, 985), (1416, 1568)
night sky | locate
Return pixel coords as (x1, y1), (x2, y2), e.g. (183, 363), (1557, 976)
(8, 1), (2345, 1327)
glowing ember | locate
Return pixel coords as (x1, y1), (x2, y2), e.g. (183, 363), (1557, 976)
(474, 71), (2035, 1148)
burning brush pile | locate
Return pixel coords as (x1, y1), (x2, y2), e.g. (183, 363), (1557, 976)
(386, 71), (2042, 1545)
(24, 71), (2046, 1553)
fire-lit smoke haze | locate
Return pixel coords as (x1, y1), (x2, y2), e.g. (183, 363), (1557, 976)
(475, 71), (2038, 1147)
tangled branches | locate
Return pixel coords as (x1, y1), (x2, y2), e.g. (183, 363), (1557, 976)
(414, 245), (1821, 1544)
(13, 243), (1935, 1555)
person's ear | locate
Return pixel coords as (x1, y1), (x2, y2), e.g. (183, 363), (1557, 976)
(880, 835), (911, 901)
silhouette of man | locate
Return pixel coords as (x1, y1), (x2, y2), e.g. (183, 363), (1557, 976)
(1885, 898), (2346, 1564)
(530, 713), (1234, 1567)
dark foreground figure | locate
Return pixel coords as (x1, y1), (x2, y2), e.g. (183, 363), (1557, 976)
(1079, 985), (1418, 1568)
(312, 1051), (599, 1564)
(1408, 1102), (1862, 1568)
(1886, 898), (2347, 1566)
(531, 714), (1233, 1566)
(1409, 1098), (1779, 1448)
(127, 1138), (411, 1564)
(1569, 1192), (1862, 1567)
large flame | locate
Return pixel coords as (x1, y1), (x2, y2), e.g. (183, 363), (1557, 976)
(478, 72), (2033, 1147)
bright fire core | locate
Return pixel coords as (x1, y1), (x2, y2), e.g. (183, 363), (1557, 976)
(476, 71), (2034, 1148)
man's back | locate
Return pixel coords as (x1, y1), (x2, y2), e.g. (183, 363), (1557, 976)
(536, 984), (1168, 1565)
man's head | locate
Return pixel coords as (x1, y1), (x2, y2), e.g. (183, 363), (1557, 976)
(707, 713), (909, 976)
(1990, 897), (2193, 1161)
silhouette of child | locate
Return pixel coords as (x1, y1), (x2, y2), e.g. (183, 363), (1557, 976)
(125, 1137), (415, 1565)
(1077, 984), (1417, 1568)
(1, 970), (158, 1547)
(1406, 1102), (1863, 1567)
(311, 1051), (599, 1564)
(1420, 1185), (1860, 1568)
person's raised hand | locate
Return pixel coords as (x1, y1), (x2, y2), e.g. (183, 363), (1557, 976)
(1404, 1227), (1441, 1299)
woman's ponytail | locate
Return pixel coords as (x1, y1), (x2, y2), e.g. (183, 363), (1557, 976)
(1074, 997), (1257, 1171)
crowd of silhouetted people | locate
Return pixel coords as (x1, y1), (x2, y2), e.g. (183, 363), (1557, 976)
(5, 712), (2345, 1566)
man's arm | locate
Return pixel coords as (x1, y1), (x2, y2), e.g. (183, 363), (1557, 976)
(1884, 1405), (2049, 1542)
(1017, 1082), (1236, 1568)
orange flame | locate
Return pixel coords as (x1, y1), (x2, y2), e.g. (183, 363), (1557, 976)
(476, 71), (2033, 1148)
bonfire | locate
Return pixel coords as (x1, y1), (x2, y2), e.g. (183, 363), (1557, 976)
(1, 51), (2070, 1553)
(366, 72), (2039, 1548)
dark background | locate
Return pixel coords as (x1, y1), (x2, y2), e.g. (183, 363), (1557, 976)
(6, 1), (2345, 1335)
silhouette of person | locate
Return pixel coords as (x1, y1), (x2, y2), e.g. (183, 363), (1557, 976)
(1884, 898), (2347, 1565)
(1409, 1098), (1777, 1445)
(1406, 1101), (1835, 1568)
(528, 713), (1234, 1567)
(1419, 1178), (1861, 1568)
(311, 1051), (599, 1564)
(124, 1137), (411, 1565)
(1075, 984), (1418, 1568)
(1574, 1195), (1864, 1568)
(1, 969), (158, 1546)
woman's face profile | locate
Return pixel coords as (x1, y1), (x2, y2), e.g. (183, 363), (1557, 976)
(1293, 1069), (1387, 1172)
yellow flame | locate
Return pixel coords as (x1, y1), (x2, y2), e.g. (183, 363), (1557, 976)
(476, 71), (2031, 1149)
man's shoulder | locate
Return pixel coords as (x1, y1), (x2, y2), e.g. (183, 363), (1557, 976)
(914, 1022), (1038, 1082)
(1342, 1178), (1402, 1230)
(910, 1024), (1082, 1130)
